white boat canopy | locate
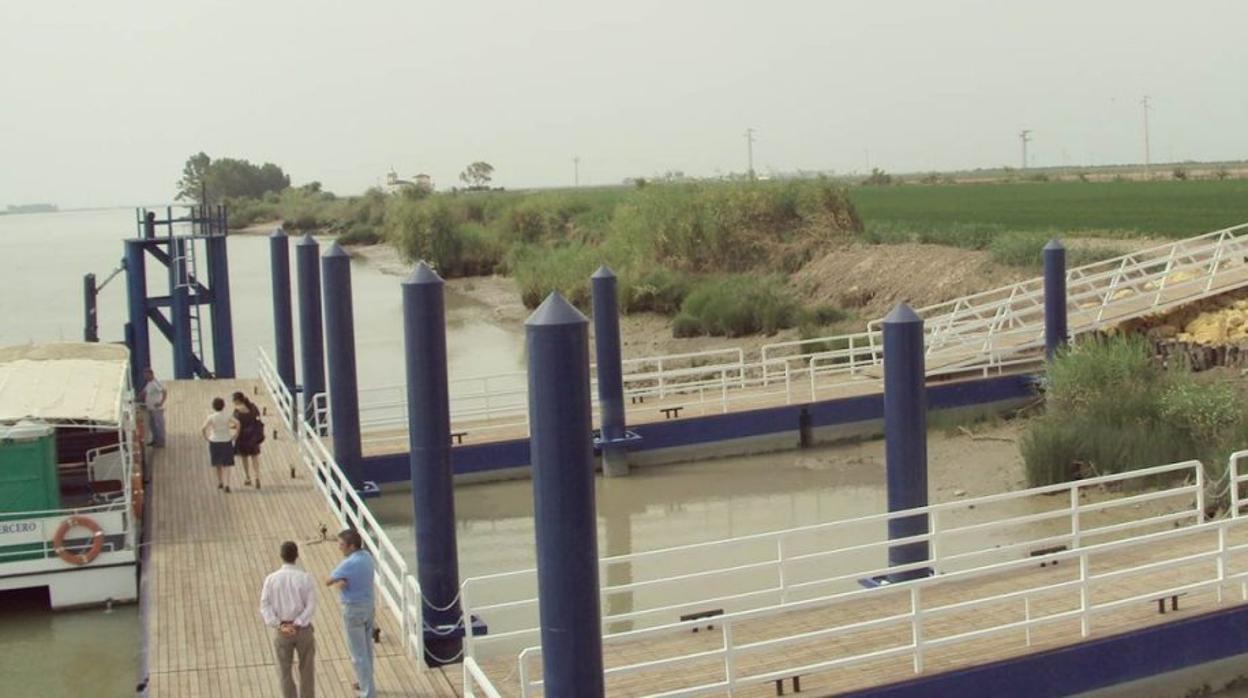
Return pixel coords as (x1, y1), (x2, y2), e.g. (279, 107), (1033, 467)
(0, 343), (130, 425)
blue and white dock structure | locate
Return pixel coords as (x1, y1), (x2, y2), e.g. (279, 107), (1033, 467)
(525, 292), (605, 697)
(269, 228), (297, 422)
(401, 262), (465, 666)
(295, 233), (326, 427)
(1045, 238), (1069, 359)
(322, 242), (363, 486)
(119, 205), (235, 386)
(882, 303), (930, 582)
(592, 265), (631, 477)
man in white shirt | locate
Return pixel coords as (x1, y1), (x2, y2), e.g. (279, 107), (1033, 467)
(260, 541), (317, 698)
(140, 368), (167, 448)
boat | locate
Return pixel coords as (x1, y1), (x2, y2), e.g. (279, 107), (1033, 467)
(0, 342), (142, 609)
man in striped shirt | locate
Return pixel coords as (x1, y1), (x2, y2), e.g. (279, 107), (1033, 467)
(260, 541), (317, 698)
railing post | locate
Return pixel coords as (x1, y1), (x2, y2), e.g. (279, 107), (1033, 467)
(720, 370), (728, 413)
(1233, 454), (1242, 519)
(1197, 462), (1207, 523)
(1079, 551), (1090, 637)
(1044, 240), (1068, 360)
(777, 537), (788, 604)
(657, 358), (666, 398)
(296, 235), (326, 427)
(911, 586), (924, 673)
(1024, 596), (1033, 647)
(723, 621), (737, 694)
(884, 304), (931, 581)
(591, 266), (629, 477)
(322, 243), (363, 486)
(784, 363), (792, 405)
(1218, 525), (1227, 604)
(526, 292), (605, 697)
(1070, 486), (1082, 549)
(402, 262), (464, 666)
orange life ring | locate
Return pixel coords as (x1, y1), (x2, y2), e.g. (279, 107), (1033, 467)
(53, 515), (104, 566)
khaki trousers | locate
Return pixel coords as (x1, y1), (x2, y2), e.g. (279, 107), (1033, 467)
(274, 624), (316, 698)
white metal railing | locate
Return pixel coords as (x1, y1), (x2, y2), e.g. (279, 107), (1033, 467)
(460, 459), (1204, 671)
(257, 349), (437, 667)
(515, 514), (1248, 696)
(487, 456), (1236, 697)
(356, 222), (1248, 449)
(357, 347), (748, 447)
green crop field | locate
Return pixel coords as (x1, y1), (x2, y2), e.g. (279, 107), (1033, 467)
(850, 180), (1248, 238)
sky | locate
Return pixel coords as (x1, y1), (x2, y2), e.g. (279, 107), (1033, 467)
(2, 0), (1246, 208)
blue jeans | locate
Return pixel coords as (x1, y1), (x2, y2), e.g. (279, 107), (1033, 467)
(342, 603), (375, 698)
(146, 408), (166, 447)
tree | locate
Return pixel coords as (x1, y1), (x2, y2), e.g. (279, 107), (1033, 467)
(458, 161), (495, 189)
(176, 152), (212, 202)
(174, 152), (291, 202)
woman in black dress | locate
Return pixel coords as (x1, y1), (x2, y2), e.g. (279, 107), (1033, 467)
(232, 391), (264, 489)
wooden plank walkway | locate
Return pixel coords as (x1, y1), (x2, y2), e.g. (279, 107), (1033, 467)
(144, 378), (458, 697)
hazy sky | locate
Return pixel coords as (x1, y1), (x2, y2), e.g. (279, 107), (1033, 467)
(3, 1), (1246, 207)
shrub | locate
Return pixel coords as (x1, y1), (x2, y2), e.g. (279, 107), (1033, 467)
(619, 267), (691, 315)
(1022, 336), (1248, 494)
(1172, 167), (1189, 181)
(676, 275), (801, 337)
(337, 225), (382, 246)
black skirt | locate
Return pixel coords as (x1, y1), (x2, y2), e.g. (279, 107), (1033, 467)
(209, 440), (235, 466)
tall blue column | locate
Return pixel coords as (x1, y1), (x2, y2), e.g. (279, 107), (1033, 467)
(296, 235), (326, 426)
(168, 238), (194, 379)
(1044, 239), (1068, 360)
(402, 262), (463, 666)
(322, 243), (363, 485)
(527, 292), (604, 697)
(205, 233), (236, 378)
(123, 240), (150, 389)
(270, 230), (297, 403)
(591, 266), (629, 477)
(883, 303), (930, 582)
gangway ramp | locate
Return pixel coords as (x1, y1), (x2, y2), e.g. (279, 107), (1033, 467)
(357, 222), (1248, 450)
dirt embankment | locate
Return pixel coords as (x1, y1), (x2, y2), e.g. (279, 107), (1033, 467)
(348, 236), (1155, 361)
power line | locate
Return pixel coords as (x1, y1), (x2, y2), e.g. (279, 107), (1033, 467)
(1141, 95), (1152, 178)
(573, 156), (580, 187)
(745, 128), (756, 180)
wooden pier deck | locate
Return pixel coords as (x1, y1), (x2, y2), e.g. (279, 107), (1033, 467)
(144, 379), (458, 697)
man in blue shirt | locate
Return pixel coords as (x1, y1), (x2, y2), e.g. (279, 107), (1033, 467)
(327, 529), (376, 698)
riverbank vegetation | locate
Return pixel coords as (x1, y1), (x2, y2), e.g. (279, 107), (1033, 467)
(379, 178), (863, 336)
(1021, 336), (1248, 490)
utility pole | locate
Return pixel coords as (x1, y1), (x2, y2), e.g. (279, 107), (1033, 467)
(1019, 130), (1032, 170)
(745, 128), (756, 180)
(1141, 95), (1151, 178)
(573, 156), (580, 187)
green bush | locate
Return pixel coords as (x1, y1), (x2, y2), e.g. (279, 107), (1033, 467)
(1022, 336), (1248, 492)
(987, 231), (1125, 268)
(337, 225), (382, 246)
(676, 275), (801, 337)
(619, 267), (691, 314)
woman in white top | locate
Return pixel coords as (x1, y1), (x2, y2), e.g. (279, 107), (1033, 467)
(202, 397), (240, 492)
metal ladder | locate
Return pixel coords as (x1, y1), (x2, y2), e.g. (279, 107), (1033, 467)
(174, 239), (206, 374)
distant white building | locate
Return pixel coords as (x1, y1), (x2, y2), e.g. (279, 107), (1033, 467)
(384, 169), (435, 194)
